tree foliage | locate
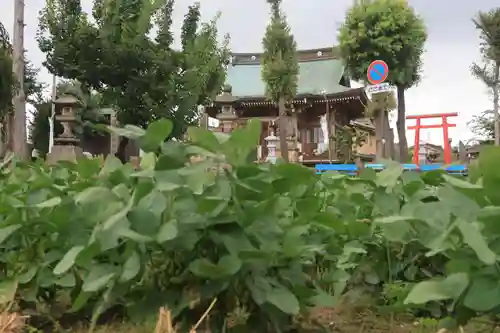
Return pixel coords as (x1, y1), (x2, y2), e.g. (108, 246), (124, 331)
(0, 20), (45, 156)
(261, 0), (299, 162)
(471, 8), (500, 145)
(468, 109), (495, 141)
(338, 0), (427, 162)
(37, 0), (229, 160)
(0, 22), (45, 113)
(0, 21), (14, 117)
(261, 0), (298, 103)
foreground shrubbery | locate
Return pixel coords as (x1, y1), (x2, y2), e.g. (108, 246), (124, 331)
(1, 119), (500, 332)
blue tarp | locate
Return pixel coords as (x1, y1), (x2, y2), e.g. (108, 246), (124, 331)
(315, 163), (467, 176)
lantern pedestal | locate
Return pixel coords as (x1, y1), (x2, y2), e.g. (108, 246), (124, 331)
(47, 145), (83, 164)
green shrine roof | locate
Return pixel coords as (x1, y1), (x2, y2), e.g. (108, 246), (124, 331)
(227, 48), (351, 98)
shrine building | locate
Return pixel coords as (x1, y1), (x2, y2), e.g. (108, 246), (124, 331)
(204, 47), (375, 165)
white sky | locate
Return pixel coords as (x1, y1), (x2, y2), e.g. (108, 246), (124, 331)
(2, 0), (496, 146)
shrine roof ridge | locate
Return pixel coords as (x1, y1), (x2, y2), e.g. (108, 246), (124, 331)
(226, 55), (349, 97)
(230, 46), (340, 66)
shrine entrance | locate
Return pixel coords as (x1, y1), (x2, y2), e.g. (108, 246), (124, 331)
(406, 112), (458, 165)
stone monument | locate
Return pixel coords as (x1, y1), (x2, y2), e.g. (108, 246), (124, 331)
(46, 95), (84, 164)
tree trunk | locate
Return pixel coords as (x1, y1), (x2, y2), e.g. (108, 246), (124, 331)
(396, 85), (408, 162)
(494, 63), (499, 146)
(115, 137), (129, 164)
(278, 96), (289, 162)
(5, 114), (13, 153)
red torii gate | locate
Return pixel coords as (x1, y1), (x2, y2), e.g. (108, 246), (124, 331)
(406, 112), (458, 165)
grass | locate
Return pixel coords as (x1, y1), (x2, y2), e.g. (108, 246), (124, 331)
(307, 305), (500, 333)
(5, 303), (500, 333)
(67, 308), (500, 333)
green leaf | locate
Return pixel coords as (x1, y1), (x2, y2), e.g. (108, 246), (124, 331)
(463, 277), (500, 311)
(157, 221), (178, 243)
(404, 273), (469, 304)
(189, 255), (242, 279)
(0, 225), (21, 245)
(82, 265), (116, 292)
(374, 216), (415, 224)
(187, 126), (221, 153)
(75, 187), (114, 204)
(70, 291), (92, 312)
(282, 225), (309, 257)
(102, 206), (129, 231)
(223, 119), (262, 165)
(442, 174), (481, 189)
(139, 153), (156, 170)
(140, 119), (173, 152)
(107, 124), (146, 139)
(34, 197), (61, 208)
(120, 251), (141, 282)
(314, 211), (346, 232)
(265, 286), (300, 314)
(309, 288), (337, 307)
(0, 280), (17, 305)
(18, 266), (38, 284)
(99, 155), (123, 176)
(456, 219), (496, 265)
(55, 273), (76, 287)
(115, 227), (153, 243)
(53, 245), (85, 275)
(479, 146), (500, 204)
(375, 162), (403, 188)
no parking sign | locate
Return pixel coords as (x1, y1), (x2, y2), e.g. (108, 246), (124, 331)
(367, 60), (389, 84)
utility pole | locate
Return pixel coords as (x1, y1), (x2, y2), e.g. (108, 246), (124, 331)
(12, 0), (27, 159)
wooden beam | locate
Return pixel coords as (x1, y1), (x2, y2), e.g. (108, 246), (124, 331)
(406, 112), (458, 119)
(408, 124), (456, 130)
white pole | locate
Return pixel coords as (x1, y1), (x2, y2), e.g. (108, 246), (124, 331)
(48, 75), (56, 153)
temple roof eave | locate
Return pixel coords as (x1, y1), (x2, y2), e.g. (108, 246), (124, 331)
(206, 87), (368, 108)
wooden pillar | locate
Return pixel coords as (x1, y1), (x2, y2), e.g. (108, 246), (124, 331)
(385, 116), (395, 159)
(110, 111), (119, 155)
(374, 109), (384, 159)
(327, 106), (337, 160)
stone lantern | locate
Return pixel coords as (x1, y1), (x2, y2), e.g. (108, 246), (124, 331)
(265, 122), (279, 164)
(46, 94), (84, 164)
(215, 84), (238, 132)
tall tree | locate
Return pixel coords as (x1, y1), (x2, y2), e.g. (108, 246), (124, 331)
(0, 22), (13, 117)
(338, 0), (427, 162)
(37, 0), (229, 162)
(468, 109), (495, 143)
(0, 20), (45, 155)
(471, 8), (500, 145)
(261, 0), (299, 162)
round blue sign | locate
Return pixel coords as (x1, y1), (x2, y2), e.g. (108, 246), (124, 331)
(367, 60), (389, 84)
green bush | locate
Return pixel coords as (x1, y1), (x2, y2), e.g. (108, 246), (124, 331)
(1, 119), (500, 332)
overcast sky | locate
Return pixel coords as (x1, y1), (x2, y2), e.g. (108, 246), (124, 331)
(2, 0), (497, 145)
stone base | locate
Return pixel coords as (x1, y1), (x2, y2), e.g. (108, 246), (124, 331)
(46, 145), (83, 164)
